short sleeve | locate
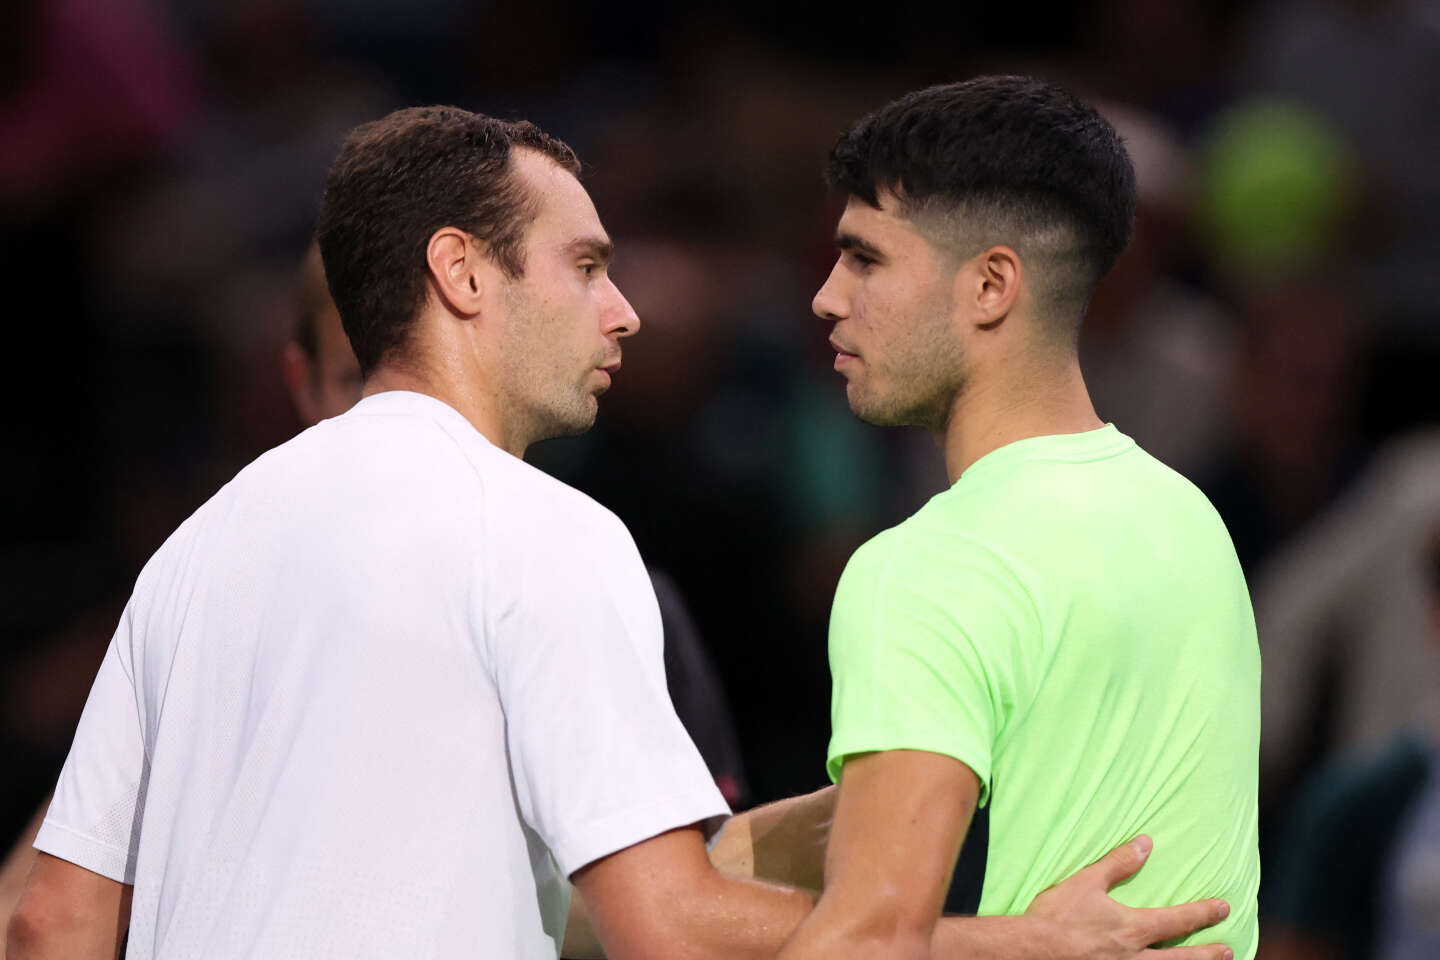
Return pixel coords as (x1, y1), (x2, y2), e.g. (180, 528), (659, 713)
(489, 507), (729, 878)
(825, 528), (1039, 807)
(34, 604), (150, 883)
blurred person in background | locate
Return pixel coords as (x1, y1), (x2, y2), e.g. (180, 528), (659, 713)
(1260, 520), (1440, 960)
(783, 76), (1256, 959)
(1193, 97), (1368, 576)
(1239, 0), (1440, 333)
(1079, 103), (1235, 480)
(1253, 430), (1440, 857)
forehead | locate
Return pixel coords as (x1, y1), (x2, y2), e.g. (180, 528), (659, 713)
(511, 148), (604, 242)
(836, 192), (929, 253)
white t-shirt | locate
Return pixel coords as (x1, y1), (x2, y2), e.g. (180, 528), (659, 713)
(35, 390), (728, 959)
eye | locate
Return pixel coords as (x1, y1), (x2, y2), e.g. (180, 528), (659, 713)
(845, 250), (878, 270)
(579, 262), (599, 278)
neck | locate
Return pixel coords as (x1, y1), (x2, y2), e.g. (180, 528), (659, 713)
(364, 351), (528, 458)
(937, 352), (1102, 483)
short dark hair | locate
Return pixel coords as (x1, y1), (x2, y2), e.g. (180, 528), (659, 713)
(316, 106), (580, 375)
(826, 76), (1136, 333)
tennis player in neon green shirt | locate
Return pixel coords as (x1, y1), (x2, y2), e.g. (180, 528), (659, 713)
(777, 76), (1260, 960)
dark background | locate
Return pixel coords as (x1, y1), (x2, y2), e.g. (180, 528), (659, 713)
(4, 0), (1440, 944)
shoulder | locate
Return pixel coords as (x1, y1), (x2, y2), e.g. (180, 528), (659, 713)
(850, 497), (1031, 586)
(480, 447), (636, 554)
(835, 511), (1033, 621)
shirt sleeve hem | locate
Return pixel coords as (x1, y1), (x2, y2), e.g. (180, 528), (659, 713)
(826, 738), (993, 808)
(548, 786), (731, 879)
(33, 819), (134, 884)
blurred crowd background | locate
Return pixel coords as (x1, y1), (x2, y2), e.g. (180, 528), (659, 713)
(4, 0), (1440, 955)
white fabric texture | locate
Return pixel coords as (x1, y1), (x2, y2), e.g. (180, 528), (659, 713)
(36, 390), (727, 959)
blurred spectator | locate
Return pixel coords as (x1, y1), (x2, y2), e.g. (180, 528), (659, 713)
(1081, 103), (1236, 479)
(1261, 516), (1440, 960)
(1256, 432), (1440, 801)
(1240, 0), (1440, 326)
(0, 0), (194, 213)
(279, 242), (363, 424)
(1192, 96), (1369, 573)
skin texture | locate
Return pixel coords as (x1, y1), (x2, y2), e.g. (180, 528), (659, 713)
(5, 854), (129, 960)
(818, 201), (966, 430)
(776, 751), (977, 960)
(368, 148), (637, 457)
(814, 193), (1102, 482)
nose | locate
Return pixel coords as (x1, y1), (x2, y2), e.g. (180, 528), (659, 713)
(602, 277), (641, 339)
(812, 259), (849, 322)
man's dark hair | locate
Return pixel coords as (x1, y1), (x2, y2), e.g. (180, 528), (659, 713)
(316, 106), (580, 375)
(827, 76), (1136, 336)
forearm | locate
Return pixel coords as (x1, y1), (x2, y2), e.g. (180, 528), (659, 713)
(932, 914), (1069, 960)
(569, 871), (818, 960)
(576, 826), (817, 960)
(709, 786), (834, 892)
(677, 872), (818, 960)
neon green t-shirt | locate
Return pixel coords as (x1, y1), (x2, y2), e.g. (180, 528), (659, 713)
(827, 425), (1259, 958)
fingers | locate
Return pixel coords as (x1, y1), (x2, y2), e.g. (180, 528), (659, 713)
(1085, 835), (1153, 891)
(1133, 898), (1231, 944)
(1145, 943), (1234, 960)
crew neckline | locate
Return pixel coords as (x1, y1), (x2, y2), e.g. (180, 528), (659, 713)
(957, 424), (1133, 483)
(347, 390), (491, 444)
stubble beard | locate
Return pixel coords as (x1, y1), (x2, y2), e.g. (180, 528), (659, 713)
(848, 329), (967, 433)
(850, 373), (963, 433)
(500, 283), (603, 446)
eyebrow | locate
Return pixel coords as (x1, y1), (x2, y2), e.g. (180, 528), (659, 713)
(563, 236), (614, 265)
(835, 232), (884, 260)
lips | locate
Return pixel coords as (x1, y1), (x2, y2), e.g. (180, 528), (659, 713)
(828, 336), (858, 359)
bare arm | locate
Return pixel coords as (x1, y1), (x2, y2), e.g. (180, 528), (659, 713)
(564, 784), (835, 958)
(0, 796), (48, 953)
(572, 824), (816, 960)
(568, 770), (1232, 960)
(708, 785), (835, 892)
(770, 751), (1234, 960)
(5, 853), (131, 960)
(776, 750), (974, 960)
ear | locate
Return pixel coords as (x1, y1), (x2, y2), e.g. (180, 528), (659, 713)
(425, 227), (486, 317)
(281, 341), (319, 426)
(955, 245), (1023, 329)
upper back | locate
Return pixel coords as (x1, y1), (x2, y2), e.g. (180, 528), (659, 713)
(943, 427), (1258, 953)
(827, 425), (1259, 956)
